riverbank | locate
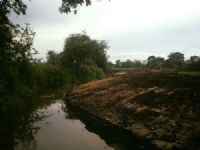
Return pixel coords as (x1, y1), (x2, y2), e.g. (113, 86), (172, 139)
(66, 71), (200, 150)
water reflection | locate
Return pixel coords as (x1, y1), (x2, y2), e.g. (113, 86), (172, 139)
(0, 98), (56, 150)
(0, 97), (157, 150)
(64, 103), (157, 150)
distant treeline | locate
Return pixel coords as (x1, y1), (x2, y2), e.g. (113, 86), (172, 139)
(109, 52), (200, 71)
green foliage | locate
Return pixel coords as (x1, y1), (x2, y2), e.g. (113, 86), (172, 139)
(0, 24), (37, 114)
(107, 61), (115, 68)
(186, 56), (200, 71)
(95, 40), (109, 72)
(188, 61), (200, 71)
(61, 33), (95, 68)
(0, 61), (36, 114)
(59, 0), (92, 14)
(0, 0), (72, 114)
(0, 0), (28, 62)
(1, 0), (109, 117)
(34, 63), (70, 92)
(0, 28), (109, 115)
(0, 0), (27, 15)
(114, 52), (199, 72)
(145, 52), (199, 71)
(0, 23), (36, 62)
(115, 60), (121, 68)
(0, 61), (70, 114)
(147, 56), (165, 69)
(115, 59), (144, 69)
(46, 50), (60, 65)
(165, 52), (184, 69)
(178, 71), (200, 76)
(0, 0), (68, 114)
(75, 65), (105, 83)
(59, 0), (110, 14)
(60, 32), (108, 84)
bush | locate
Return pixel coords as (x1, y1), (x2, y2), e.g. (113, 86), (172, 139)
(0, 62), (71, 115)
(34, 63), (70, 92)
(78, 65), (105, 83)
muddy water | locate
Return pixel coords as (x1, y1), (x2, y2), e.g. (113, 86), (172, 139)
(14, 99), (114, 150)
(1, 98), (156, 150)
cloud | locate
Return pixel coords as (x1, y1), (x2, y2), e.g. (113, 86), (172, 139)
(11, 0), (200, 61)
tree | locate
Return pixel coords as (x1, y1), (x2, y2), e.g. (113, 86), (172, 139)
(95, 40), (109, 72)
(190, 56), (200, 63)
(147, 56), (156, 63)
(115, 60), (121, 68)
(47, 50), (60, 65)
(60, 32), (108, 83)
(61, 32), (93, 69)
(165, 52), (184, 69)
(121, 59), (134, 68)
(115, 59), (144, 69)
(147, 56), (165, 69)
(188, 56), (200, 71)
(132, 60), (144, 69)
(107, 61), (115, 68)
(0, 0), (27, 61)
(59, 0), (92, 14)
(59, 0), (110, 14)
(0, 0), (38, 114)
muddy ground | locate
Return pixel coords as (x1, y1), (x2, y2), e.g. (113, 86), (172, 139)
(66, 71), (200, 150)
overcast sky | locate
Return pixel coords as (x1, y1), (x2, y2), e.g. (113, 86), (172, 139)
(11, 0), (200, 62)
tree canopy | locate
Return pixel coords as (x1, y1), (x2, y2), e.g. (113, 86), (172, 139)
(47, 50), (60, 65)
(61, 32), (108, 69)
(59, 0), (110, 14)
(147, 56), (165, 69)
(59, 0), (92, 14)
(165, 52), (184, 68)
(115, 59), (144, 69)
(60, 32), (108, 83)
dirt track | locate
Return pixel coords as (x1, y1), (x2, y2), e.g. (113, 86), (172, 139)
(66, 71), (200, 150)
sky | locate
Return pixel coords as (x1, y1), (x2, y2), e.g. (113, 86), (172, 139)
(11, 0), (200, 62)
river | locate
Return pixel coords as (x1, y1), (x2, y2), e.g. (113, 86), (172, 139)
(0, 96), (156, 150)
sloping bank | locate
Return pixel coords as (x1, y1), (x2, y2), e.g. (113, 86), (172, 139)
(65, 71), (200, 150)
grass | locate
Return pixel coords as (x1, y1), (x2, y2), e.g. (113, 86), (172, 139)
(178, 71), (200, 76)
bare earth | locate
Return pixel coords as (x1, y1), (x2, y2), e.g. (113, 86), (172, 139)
(67, 71), (200, 150)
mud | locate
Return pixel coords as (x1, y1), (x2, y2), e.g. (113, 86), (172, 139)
(66, 71), (200, 150)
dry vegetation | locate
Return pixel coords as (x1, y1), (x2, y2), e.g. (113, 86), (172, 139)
(67, 70), (200, 150)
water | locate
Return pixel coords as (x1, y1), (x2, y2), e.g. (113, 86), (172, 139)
(0, 97), (156, 150)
